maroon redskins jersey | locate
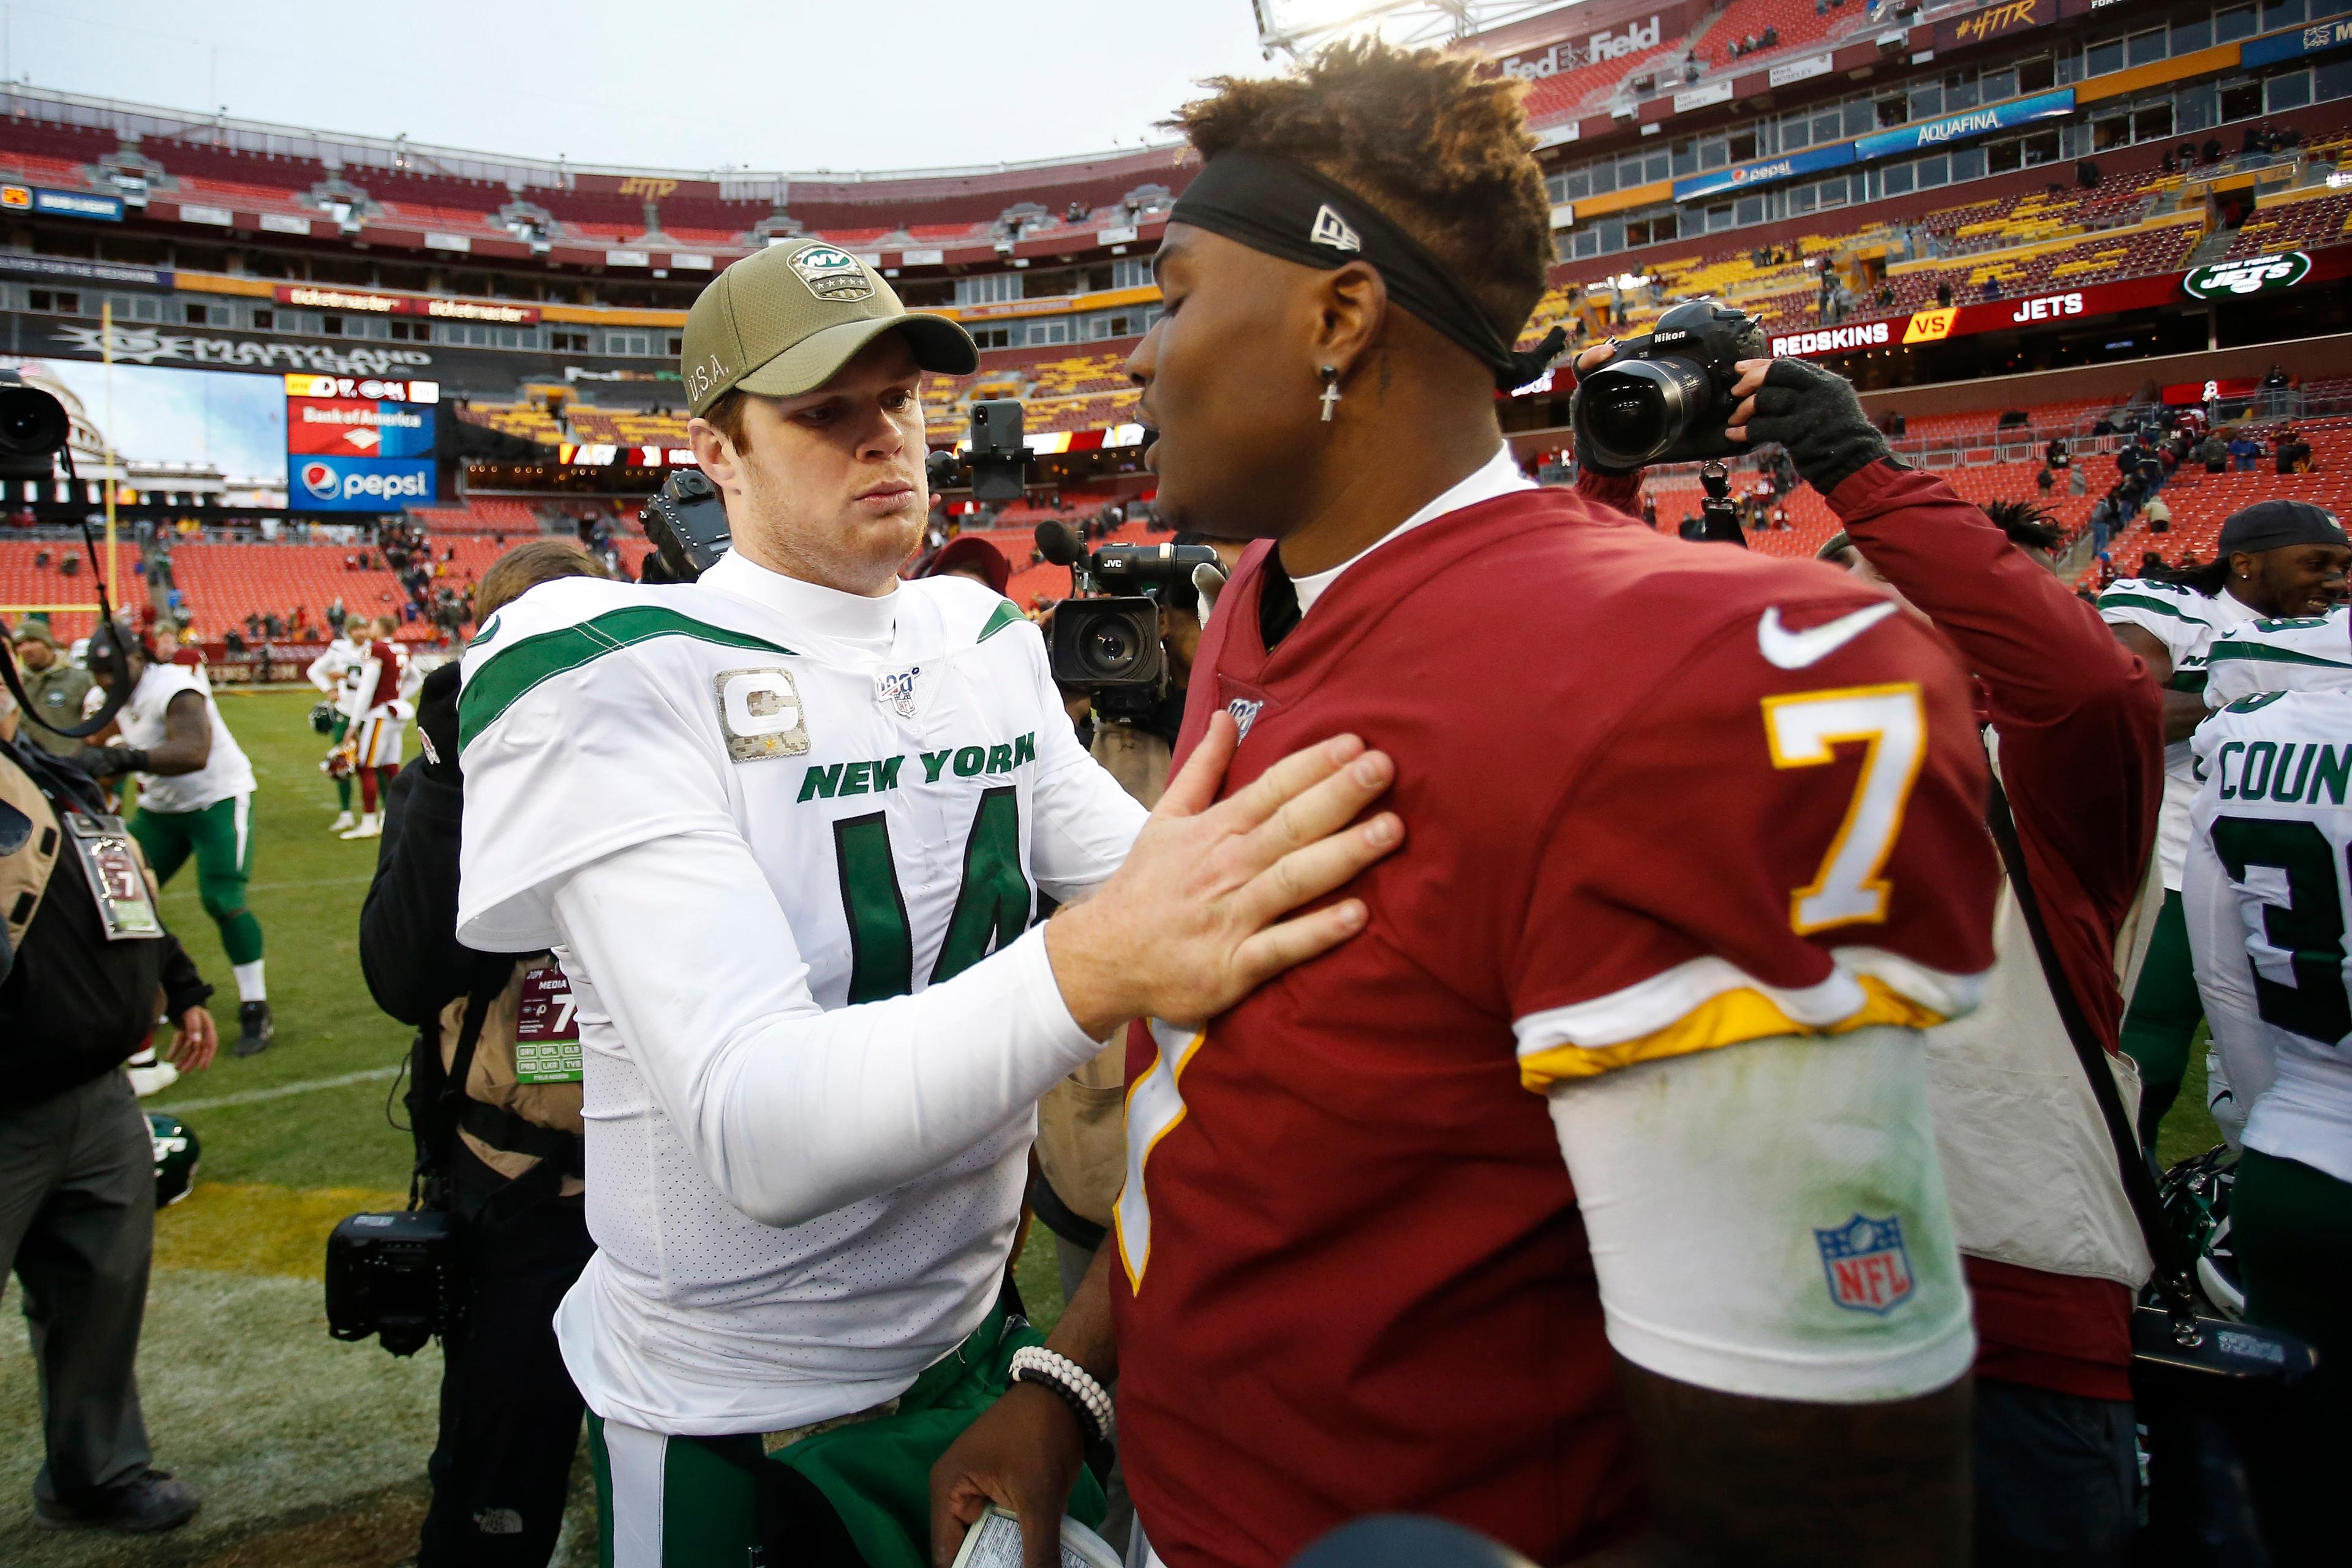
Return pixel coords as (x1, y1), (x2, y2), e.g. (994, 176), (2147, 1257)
(1109, 488), (1999, 1568)
(362, 638), (406, 714)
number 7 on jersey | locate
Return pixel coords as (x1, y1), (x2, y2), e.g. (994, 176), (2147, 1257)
(1762, 683), (1928, 934)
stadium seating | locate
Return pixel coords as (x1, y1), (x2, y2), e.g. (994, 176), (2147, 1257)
(2225, 188), (2352, 257)
(407, 497), (544, 535)
(0, 539), (138, 641)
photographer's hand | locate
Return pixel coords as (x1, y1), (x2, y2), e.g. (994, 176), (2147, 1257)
(1725, 358), (1898, 495)
(168, 1006), (217, 1072)
(1045, 715), (1400, 1036)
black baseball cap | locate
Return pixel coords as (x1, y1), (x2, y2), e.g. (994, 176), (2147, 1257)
(2218, 500), (2348, 557)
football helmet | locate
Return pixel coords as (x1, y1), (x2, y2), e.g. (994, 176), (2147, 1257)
(148, 1112), (200, 1208)
(2153, 1143), (2245, 1321)
(309, 699), (337, 735)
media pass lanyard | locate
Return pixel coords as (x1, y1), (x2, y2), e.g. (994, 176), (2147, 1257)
(62, 811), (164, 941)
(511, 962), (582, 1084)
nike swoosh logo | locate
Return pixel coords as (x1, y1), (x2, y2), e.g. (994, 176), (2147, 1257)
(1757, 601), (1899, 669)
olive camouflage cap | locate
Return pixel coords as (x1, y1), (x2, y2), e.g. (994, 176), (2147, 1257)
(680, 239), (978, 417)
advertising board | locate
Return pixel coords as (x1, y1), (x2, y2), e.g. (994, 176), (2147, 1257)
(1852, 88), (2075, 161)
(1674, 142), (1856, 203)
(288, 453), (436, 511)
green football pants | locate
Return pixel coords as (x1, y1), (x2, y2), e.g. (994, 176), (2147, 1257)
(587, 1310), (1103, 1568)
(129, 794), (263, 966)
(2121, 889), (2203, 1145)
(330, 713), (352, 810)
(2233, 1148), (2352, 1564)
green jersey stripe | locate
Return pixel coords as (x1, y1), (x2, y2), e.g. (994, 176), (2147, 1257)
(2099, 593), (2204, 620)
(977, 600), (1025, 643)
(460, 606), (796, 749)
(2207, 642), (2352, 671)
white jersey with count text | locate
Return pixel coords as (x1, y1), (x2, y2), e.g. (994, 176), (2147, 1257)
(115, 662), (257, 814)
(2187, 688), (2352, 1185)
(2100, 579), (2263, 888)
(456, 555), (1147, 1436)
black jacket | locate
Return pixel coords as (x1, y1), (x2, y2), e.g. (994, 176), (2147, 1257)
(358, 688), (510, 1029)
(0, 737), (212, 1110)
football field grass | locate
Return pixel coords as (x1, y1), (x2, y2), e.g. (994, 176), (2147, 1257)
(0, 684), (1069, 1567)
(0, 686), (2217, 1565)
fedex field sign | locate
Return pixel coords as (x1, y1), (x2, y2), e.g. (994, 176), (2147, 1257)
(1500, 15), (1664, 79)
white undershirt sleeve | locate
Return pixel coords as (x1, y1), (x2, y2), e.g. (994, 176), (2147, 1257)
(553, 828), (1102, 1229)
(2182, 822), (2277, 1115)
(1545, 1028), (1976, 1404)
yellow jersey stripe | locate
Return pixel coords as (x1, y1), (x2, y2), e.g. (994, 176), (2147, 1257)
(1517, 974), (1947, 1090)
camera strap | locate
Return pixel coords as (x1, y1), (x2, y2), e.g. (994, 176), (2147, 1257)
(1984, 778), (2312, 1390)
(1169, 151), (1565, 391)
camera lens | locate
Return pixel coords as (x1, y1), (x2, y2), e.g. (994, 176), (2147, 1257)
(1083, 619), (1139, 678)
(0, 384), (68, 457)
(1586, 380), (1668, 463)
(1573, 358), (1708, 470)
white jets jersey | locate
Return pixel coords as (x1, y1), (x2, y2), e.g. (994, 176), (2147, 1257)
(2099, 579), (2264, 888)
(455, 552), (1145, 1434)
(2187, 688), (2352, 1185)
(306, 635), (364, 714)
(2204, 608), (2352, 709)
(115, 662), (257, 813)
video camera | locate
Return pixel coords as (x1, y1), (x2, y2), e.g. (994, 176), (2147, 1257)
(1036, 521), (1220, 720)
(924, 398), (1029, 505)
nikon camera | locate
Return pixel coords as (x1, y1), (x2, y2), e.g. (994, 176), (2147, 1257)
(1570, 299), (1768, 473)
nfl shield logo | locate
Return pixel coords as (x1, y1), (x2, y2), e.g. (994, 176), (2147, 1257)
(875, 666), (921, 718)
(1226, 697), (1264, 740)
(1814, 1213), (1915, 1315)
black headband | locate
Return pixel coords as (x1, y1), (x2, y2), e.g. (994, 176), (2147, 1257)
(1169, 150), (1566, 393)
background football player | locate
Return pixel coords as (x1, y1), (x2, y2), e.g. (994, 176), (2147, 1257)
(340, 616), (417, 842)
(2098, 505), (2350, 1148)
(306, 618), (368, 831)
(937, 41), (1996, 1568)
(77, 620), (273, 1057)
(455, 239), (1403, 1568)
(2185, 604), (2352, 1566)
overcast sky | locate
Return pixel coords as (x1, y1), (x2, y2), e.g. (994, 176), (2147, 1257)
(7, 0), (1308, 173)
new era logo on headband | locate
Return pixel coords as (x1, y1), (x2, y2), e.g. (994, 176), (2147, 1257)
(1310, 204), (1362, 253)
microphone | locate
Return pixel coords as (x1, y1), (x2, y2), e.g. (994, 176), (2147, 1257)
(1035, 521), (1086, 567)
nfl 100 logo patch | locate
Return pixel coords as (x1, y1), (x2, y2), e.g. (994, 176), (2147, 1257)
(1814, 1213), (1915, 1315)
(875, 666), (921, 719)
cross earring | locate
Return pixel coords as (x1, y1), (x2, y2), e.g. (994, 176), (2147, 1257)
(1318, 366), (1341, 423)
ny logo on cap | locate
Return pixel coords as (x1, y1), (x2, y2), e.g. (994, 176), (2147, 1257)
(790, 244), (876, 303)
(1310, 204), (1362, 254)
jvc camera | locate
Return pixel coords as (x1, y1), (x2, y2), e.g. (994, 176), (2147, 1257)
(1037, 523), (1219, 721)
(1571, 300), (1768, 472)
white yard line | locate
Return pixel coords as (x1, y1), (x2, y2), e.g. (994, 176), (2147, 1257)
(157, 1065), (401, 1114)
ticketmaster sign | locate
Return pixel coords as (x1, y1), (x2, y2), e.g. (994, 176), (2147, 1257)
(1852, 88), (2075, 160)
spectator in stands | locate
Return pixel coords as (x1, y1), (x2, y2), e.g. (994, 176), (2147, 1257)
(1982, 279), (2000, 301)
(2198, 432), (2230, 473)
(2090, 494), (2117, 556)
(2071, 464), (2089, 498)
(2232, 431), (2263, 471)
(2144, 494), (2173, 533)
(2261, 365), (2291, 420)
(1936, 281), (1954, 309)
(2045, 436), (2071, 469)
(2203, 137), (2223, 164)
(2038, 465), (2056, 494)
(2277, 428), (2314, 475)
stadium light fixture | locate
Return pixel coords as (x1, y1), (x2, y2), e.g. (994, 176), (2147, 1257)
(1252, 0), (1584, 59)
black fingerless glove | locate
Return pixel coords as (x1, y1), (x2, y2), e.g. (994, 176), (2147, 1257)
(415, 662), (462, 784)
(71, 744), (142, 780)
(1741, 357), (1906, 496)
